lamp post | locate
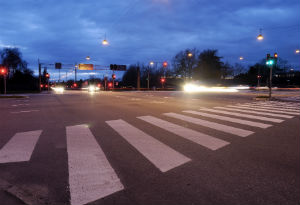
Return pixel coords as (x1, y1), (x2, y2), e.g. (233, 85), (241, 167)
(257, 28), (264, 41)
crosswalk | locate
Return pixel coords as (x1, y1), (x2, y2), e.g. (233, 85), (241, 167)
(0, 101), (299, 205)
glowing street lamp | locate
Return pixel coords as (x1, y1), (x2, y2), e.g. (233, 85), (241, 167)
(86, 56), (90, 60)
(239, 56), (244, 60)
(187, 52), (193, 58)
(149, 61), (154, 66)
(257, 28), (264, 41)
(296, 49), (300, 54)
(102, 33), (109, 45)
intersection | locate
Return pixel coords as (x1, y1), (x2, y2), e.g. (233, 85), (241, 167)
(0, 91), (299, 205)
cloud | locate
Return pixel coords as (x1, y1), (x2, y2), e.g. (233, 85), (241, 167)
(0, 0), (299, 77)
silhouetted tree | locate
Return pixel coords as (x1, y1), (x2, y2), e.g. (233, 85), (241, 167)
(172, 48), (198, 80)
(0, 48), (27, 76)
(194, 49), (224, 83)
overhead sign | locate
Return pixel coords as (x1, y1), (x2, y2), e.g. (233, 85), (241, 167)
(78, 64), (94, 70)
(55, 62), (62, 69)
(110, 64), (126, 71)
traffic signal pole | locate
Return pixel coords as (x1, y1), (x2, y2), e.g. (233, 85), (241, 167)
(4, 74), (6, 95)
(269, 65), (272, 99)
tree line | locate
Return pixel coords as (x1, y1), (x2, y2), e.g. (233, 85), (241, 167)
(122, 48), (299, 88)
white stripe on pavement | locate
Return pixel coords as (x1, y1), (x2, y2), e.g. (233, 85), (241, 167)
(243, 103), (300, 110)
(137, 116), (229, 150)
(225, 106), (294, 118)
(106, 119), (190, 172)
(232, 105), (300, 115)
(66, 124), (124, 205)
(0, 130), (42, 163)
(164, 113), (253, 137)
(183, 110), (271, 129)
(200, 108), (283, 123)
(250, 102), (300, 107)
(10, 110), (39, 114)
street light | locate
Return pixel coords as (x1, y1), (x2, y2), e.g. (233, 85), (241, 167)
(187, 52), (193, 58)
(257, 28), (264, 40)
(149, 61), (154, 66)
(102, 33), (109, 45)
(296, 49), (300, 54)
(86, 56), (90, 60)
(239, 56), (244, 60)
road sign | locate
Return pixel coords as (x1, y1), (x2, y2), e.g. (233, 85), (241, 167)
(55, 62), (62, 69)
(79, 64), (94, 70)
(110, 64), (126, 71)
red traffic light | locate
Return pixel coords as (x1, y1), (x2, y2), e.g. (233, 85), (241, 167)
(163, 61), (168, 68)
(73, 83), (77, 87)
(112, 74), (116, 79)
(161, 78), (166, 83)
(40, 84), (44, 88)
(45, 73), (50, 78)
(108, 82), (112, 87)
(0, 67), (7, 75)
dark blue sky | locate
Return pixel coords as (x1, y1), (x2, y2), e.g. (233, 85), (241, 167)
(1, 0), (300, 81)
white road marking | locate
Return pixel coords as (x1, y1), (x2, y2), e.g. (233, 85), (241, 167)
(225, 106), (294, 118)
(183, 110), (271, 129)
(243, 103), (300, 110)
(200, 108), (283, 123)
(66, 125), (124, 205)
(164, 113), (253, 137)
(11, 110), (39, 114)
(106, 119), (190, 172)
(137, 116), (229, 150)
(232, 105), (300, 115)
(150, 101), (165, 104)
(11, 104), (30, 107)
(0, 130), (42, 163)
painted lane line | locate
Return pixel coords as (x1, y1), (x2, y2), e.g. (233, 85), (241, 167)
(233, 105), (300, 115)
(11, 110), (40, 114)
(106, 119), (190, 172)
(200, 108), (283, 123)
(164, 113), (253, 137)
(11, 104), (30, 107)
(251, 102), (300, 107)
(66, 125), (124, 205)
(243, 103), (300, 110)
(225, 106), (294, 118)
(0, 130), (42, 163)
(137, 116), (229, 150)
(183, 110), (271, 129)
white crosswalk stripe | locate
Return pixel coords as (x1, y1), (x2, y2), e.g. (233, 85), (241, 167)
(66, 124), (124, 205)
(199, 108), (283, 123)
(106, 119), (191, 172)
(253, 102), (300, 107)
(232, 105), (300, 115)
(182, 110), (272, 128)
(0, 130), (42, 163)
(243, 102), (300, 109)
(137, 116), (230, 150)
(225, 106), (294, 118)
(164, 113), (254, 137)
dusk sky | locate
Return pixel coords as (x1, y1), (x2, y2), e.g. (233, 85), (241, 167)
(1, 0), (299, 80)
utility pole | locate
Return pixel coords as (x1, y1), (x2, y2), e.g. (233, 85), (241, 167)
(4, 74), (6, 95)
(147, 68), (150, 90)
(74, 64), (77, 82)
(38, 59), (41, 92)
(137, 66), (140, 90)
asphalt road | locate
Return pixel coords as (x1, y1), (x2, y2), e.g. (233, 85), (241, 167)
(0, 90), (299, 205)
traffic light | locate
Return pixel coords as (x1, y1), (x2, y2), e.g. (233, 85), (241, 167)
(112, 74), (116, 79)
(266, 53), (274, 66)
(163, 61), (168, 68)
(266, 53), (278, 66)
(161, 78), (166, 83)
(0, 67), (7, 75)
(45, 73), (50, 78)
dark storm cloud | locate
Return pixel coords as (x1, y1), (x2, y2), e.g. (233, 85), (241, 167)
(0, 0), (299, 79)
